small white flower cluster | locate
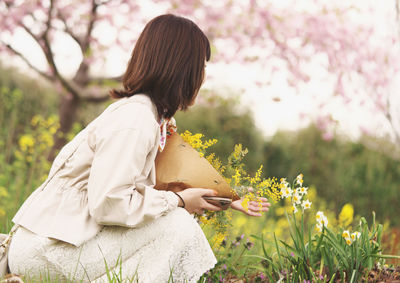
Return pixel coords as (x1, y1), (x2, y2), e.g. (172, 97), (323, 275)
(315, 211), (328, 232)
(342, 230), (361, 246)
(280, 174), (311, 213)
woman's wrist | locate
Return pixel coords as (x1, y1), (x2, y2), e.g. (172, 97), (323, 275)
(173, 192), (185, 208)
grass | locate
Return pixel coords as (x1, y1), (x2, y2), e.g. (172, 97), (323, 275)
(8, 253), (178, 283)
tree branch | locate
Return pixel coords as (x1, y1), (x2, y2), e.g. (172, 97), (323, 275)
(82, 0), (99, 53)
(32, 0), (81, 98)
(20, 24), (40, 42)
(18, 23), (75, 94)
(81, 90), (111, 103)
(88, 75), (123, 85)
(2, 41), (55, 82)
(44, 0), (54, 37)
(38, 0), (59, 78)
(57, 10), (83, 49)
(70, 0), (101, 87)
(55, 78), (112, 103)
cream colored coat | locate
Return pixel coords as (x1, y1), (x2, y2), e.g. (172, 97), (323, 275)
(12, 94), (179, 247)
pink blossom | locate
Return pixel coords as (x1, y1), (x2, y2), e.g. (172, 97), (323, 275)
(0, 0), (398, 143)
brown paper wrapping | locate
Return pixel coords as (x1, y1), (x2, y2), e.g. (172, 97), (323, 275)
(155, 133), (240, 201)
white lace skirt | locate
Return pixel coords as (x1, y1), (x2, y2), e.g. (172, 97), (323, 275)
(8, 208), (217, 282)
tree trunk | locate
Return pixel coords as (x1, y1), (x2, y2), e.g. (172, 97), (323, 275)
(48, 92), (81, 161)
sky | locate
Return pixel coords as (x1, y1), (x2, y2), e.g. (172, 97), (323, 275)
(2, 0), (400, 143)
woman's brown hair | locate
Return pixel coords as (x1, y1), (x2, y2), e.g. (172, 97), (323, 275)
(110, 14), (211, 119)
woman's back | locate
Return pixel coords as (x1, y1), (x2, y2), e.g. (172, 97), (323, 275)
(11, 94), (168, 246)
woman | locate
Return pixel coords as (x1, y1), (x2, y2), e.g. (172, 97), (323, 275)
(7, 14), (270, 282)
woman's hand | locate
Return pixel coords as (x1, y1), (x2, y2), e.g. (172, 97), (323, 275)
(230, 197), (271, 217)
(176, 188), (222, 214)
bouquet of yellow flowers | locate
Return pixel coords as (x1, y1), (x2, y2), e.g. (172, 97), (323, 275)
(155, 130), (284, 238)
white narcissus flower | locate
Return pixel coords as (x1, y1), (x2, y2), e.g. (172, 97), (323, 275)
(316, 211), (328, 229)
(320, 216), (328, 227)
(298, 186), (308, 195)
(280, 187), (286, 198)
(292, 192), (302, 204)
(292, 204), (298, 213)
(301, 199), (312, 210)
(316, 211), (324, 220)
(296, 173), (304, 185)
(280, 178), (290, 189)
(316, 223), (322, 233)
(281, 186), (293, 198)
(342, 230), (350, 239)
(351, 232), (361, 241)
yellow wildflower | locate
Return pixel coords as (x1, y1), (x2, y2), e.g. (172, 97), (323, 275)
(338, 203), (354, 227)
(180, 130), (217, 153)
(49, 126), (58, 134)
(213, 232), (226, 247)
(199, 215), (208, 225)
(259, 179), (270, 188)
(241, 195), (250, 211)
(233, 144), (243, 159)
(0, 186), (9, 198)
(232, 169), (241, 186)
(46, 115), (57, 127)
(31, 115), (43, 127)
(19, 135), (35, 151)
(39, 132), (54, 147)
(205, 153), (225, 174)
(250, 165), (263, 185)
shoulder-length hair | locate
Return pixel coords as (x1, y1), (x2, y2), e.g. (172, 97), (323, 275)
(110, 14), (211, 119)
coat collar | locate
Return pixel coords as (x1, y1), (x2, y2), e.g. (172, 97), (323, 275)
(125, 94), (159, 122)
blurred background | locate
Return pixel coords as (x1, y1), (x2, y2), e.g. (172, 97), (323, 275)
(0, 0), (399, 262)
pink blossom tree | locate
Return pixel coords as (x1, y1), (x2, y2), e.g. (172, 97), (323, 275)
(1, 0), (399, 150)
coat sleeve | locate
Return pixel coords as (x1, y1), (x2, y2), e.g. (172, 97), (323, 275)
(87, 108), (178, 227)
